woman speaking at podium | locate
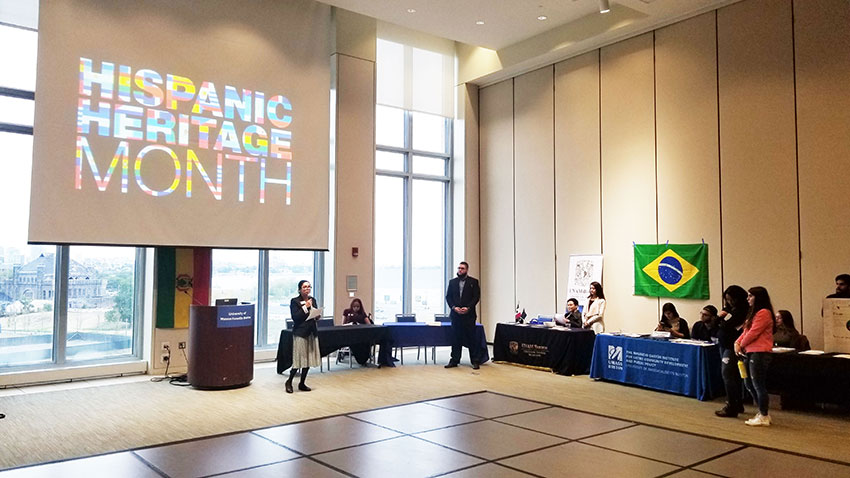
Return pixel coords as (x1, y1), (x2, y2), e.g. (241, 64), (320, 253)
(286, 280), (320, 393)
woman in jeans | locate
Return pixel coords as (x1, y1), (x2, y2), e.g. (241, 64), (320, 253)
(734, 286), (775, 426)
(715, 285), (749, 418)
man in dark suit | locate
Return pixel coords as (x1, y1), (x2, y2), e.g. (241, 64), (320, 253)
(445, 261), (482, 369)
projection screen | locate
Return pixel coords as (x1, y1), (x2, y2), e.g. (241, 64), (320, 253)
(29, 0), (330, 250)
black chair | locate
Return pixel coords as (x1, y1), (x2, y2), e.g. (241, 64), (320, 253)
(394, 314), (421, 364)
(285, 319), (294, 330)
(432, 314), (451, 362)
(317, 318), (334, 328)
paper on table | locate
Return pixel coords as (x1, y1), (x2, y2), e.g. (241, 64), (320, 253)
(771, 347), (796, 353)
(307, 307), (323, 320)
(798, 349), (825, 355)
(833, 354), (850, 359)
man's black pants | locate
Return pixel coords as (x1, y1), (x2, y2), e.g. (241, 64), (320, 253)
(450, 315), (479, 365)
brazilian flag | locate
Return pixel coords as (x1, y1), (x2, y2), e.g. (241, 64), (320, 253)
(634, 243), (709, 299)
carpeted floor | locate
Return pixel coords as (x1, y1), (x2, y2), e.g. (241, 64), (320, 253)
(0, 350), (848, 471)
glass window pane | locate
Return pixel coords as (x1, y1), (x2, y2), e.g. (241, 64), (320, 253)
(411, 111), (446, 154)
(267, 251), (314, 344)
(0, 96), (34, 126)
(376, 150), (404, 172)
(374, 175), (404, 323)
(376, 105), (405, 149)
(412, 155), (446, 176)
(411, 48), (443, 115)
(0, 25), (37, 91)
(0, 132), (53, 367)
(411, 180), (446, 322)
(66, 246), (136, 362)
(211, 249), (259, 342)
(376, 39), (404, 107)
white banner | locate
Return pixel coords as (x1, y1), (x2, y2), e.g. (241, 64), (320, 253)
(566, 254), (603, 312)
(823, 298), (850, 353)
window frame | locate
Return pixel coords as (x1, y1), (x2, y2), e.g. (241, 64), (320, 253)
(375, 107), (453, 319)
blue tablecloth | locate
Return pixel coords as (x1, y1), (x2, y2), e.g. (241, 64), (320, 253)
(590, 334), (723, 401)
(382, 322), (490, 363)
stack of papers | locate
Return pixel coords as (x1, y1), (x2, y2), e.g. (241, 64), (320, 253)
(833, 354), (850, 359)
(771, 347), (796, 353)
(799, 350), (826, 355)
(670, 339), (714, 346)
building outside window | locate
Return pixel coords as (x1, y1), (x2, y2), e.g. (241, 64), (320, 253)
(0, 8), (143, 369)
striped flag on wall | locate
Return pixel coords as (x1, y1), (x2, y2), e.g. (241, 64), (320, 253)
(155, 247), (212, 328)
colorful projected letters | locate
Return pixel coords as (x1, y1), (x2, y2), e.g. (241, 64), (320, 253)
(75, 57), (292, 204)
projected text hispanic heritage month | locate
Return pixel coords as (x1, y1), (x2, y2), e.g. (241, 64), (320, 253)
(75, 57), (292, 204)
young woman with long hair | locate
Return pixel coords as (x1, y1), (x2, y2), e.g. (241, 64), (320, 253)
(583, 281), (606, 333)
(734, 286), (775, 426)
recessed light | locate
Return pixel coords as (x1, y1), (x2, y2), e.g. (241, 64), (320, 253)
(407, 8), (416, 13)
(476, 20), (485, 25)
(537, 15), (548, 21)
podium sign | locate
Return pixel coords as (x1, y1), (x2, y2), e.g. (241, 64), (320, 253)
(823, 298), (850, 353)
(217, 304), (254, 328)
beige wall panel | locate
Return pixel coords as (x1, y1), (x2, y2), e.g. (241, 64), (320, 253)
(554, 51), (602, 311)
(600, 33), (658, 332)
(717, 0), (800, 322)
(794, 0), (850, 348)
(655, 13), (722, 320)
(454, 83), (481, 275)
(334, 54), (375, 321)
(479, 80), (515, 339)
(514, 67), (556, 317)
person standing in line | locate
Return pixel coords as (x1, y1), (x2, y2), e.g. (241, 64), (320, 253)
(445, 261), (481, 370)
(286, 280), (320, 393)
(735, 286), (775, 426)
(583, 281), (606, 333)
(715, 285), (749, 418)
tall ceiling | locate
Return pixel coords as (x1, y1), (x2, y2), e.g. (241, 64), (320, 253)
(319, 0), (734, 50)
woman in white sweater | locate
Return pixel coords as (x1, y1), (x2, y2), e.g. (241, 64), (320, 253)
(583, 281), (606, 333)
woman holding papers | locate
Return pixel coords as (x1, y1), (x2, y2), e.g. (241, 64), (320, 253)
(286, 280), (320, 393)
(734, 286), (775, 427)
(583, 282), (606, 333)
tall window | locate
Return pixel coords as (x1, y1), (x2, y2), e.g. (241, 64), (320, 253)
(374, 106), (451, 322)
(1, 12), (143, 370)
(375, 34), (454, 323)
(211, 249), (317, 347)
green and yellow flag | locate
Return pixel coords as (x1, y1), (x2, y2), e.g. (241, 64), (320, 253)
(155, 247), (212, 328)
(634, 243), (709, 299)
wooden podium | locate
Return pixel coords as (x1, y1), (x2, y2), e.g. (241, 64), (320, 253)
(188, 304), (254, 389)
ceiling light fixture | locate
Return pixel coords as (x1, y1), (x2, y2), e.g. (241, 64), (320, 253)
(599, 0), (611, 13)
(475, 20), (485, 25)
(407, 8), (416, 13)
(537, 15), (548, 21)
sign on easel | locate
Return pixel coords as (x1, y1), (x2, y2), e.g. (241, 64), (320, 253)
(566, 254), (603, 311)
(823, 298), (850, 353)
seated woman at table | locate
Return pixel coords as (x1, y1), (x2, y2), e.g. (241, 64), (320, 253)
(342, 298), (372, 325)
(583, 282), (606, 333)
(656, 302), (690, 339)
(773, 309), (808, 350)
(691, 305), (720, 342)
